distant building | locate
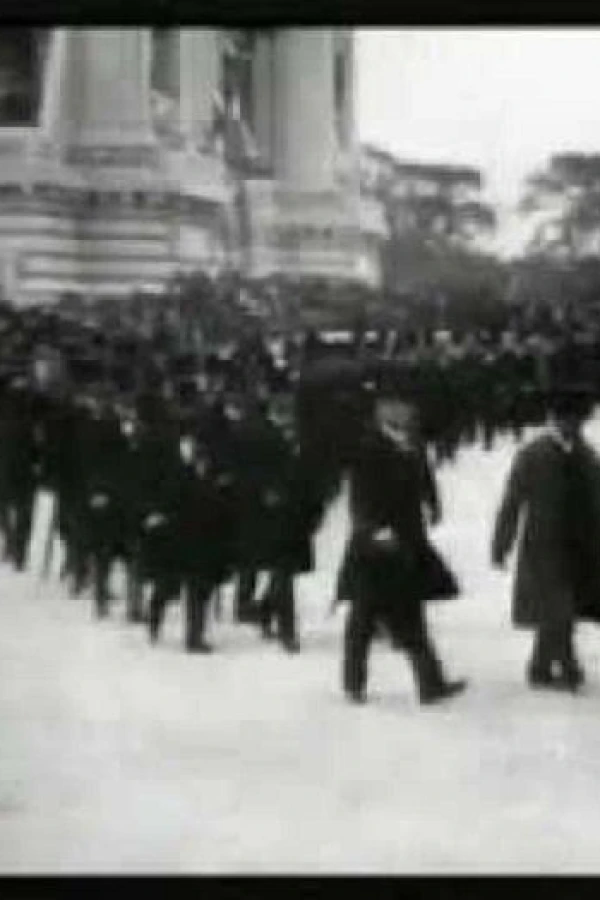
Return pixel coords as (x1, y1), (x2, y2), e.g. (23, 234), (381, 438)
(0, 28), (387, 304)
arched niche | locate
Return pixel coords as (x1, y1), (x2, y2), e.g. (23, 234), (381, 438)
(0, 28), (48, 126)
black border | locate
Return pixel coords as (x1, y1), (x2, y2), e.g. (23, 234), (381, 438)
(1, 872), (600, 892)
(1, 0), (600, 889)
(0, 0), (600, 26)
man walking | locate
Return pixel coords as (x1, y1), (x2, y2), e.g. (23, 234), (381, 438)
(342, 391), (466, 705)
(492, 385), (600, 691)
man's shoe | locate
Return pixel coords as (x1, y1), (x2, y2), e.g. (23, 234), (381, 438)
(127, 609), (147, 625)
(71, 575), (88, 597)
(260, 620), (276, 640)
(282, 637), (301, 654)
(186, 640), (214, 654)
(345, 687), (367, 704)
(556, 666), (585, 693)
(239, 607), (260, 624)
(527, 668), (555, 689)
(420, 679), (467, 705)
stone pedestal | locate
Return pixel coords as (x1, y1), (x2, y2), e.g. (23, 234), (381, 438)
(242, 179), (365, 282)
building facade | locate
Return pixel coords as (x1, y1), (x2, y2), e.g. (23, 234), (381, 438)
(0, 28), (385, 304)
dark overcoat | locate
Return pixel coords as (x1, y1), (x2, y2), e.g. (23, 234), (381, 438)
(492, 432), (600, 628)
(52, 398), (88, 539)
(140, 450), (236, 587)
(339, 428), (459, 611)
(0, 382), (40, 499)
(231, 413), (321, 575)
(109, 424), (151, 560)
(77, 408), (126, 559)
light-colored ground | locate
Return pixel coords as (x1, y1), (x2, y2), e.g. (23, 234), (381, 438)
(2, 424), (600, 874)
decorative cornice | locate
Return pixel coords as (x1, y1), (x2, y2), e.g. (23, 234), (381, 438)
(274, 221), (359, 247)
(30, 137), (61, 159)
(65, 145), (160, 168)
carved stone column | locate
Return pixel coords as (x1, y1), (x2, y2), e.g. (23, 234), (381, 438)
(272, 29), (336, 190)
(178, 28), (220, 150)
(251, 31), (274, 166)
(38, 29), (67, 141)
(338, 30), (356, 156)
(60, 28), (155, 151)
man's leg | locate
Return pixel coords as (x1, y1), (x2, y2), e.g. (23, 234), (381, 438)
(149, 575), (178, 644)
(343, 592), (377, 703)
(0, 493), (12, 560)
(259, 571), (277, 640)
(92, 550), (113, 619)
(13, 490), (35, 572)
(235, 567), (258, 622)
(185, 577), (213, 653)
(392, 599), (467, 705)
(556, 621), (584, 690)
(483, 420), (495, 451)
(274, 569), (299, 653)
(528, 624), (554, 686)
(3, 503), (16, 564)
(71, 538), (90, 597)
(70, 509), (91, 597)
(126, 551), (146, 623)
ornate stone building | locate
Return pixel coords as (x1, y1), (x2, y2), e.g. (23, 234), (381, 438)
(0, 28), (385, 304)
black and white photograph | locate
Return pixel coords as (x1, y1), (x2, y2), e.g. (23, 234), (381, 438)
(1, 23), (600, 875)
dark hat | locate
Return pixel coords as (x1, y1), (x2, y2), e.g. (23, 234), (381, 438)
(112, 365), (137, 394)
(68, 355), (104, 385)
(172, 353), (197, 378)
(205, 352), (225, 375)
(177, 377), (199, 403)
(114, 338), (139, 359)
(0, 358), (27, 380)
(547, 383), (595, 418)
(136, 389), (166, 423)
(268, 368), (291, 394)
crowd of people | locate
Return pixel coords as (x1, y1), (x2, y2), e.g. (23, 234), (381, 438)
(0, 274), (600, 703)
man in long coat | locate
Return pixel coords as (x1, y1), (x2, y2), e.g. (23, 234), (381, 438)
(143, 431), (236, 652)
(0, 369), (42, 571)
(254, 389), (325, 653)
(342, 392), (465, 705)
(76, 385), (126, 618)
(492, 385), (600, 690)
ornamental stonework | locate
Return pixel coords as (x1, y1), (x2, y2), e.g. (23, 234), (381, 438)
(66, 145), (159, 168)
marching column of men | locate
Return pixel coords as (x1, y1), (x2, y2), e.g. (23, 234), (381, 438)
(2, 298), (600, 707)
(0, 341), (330, 658)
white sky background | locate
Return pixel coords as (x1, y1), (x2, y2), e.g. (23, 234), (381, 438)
(356, 28), (600, 255)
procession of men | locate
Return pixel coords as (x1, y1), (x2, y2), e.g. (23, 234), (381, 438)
(1, 279), (600, 707)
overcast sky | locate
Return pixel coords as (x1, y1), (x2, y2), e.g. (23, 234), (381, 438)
(356, 28), (600, 253)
